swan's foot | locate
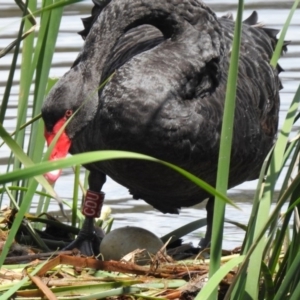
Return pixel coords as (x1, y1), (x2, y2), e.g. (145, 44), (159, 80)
(199, 237), (211, 249)
(63, 217), (104, 256)
(63, 190), (105, 256)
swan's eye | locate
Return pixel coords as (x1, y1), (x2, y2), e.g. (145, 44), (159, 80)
(65, 110), (73, 118)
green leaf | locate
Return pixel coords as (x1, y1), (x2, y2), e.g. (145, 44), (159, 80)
(208, 1), (244, 299)
(0, 150), (237, 209)
(196, 255), (246, 299)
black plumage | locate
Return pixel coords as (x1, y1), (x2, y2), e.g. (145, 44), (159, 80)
(42, 0), (286, 253)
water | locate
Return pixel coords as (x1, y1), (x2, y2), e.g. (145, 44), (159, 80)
(0, 0), (299, 249)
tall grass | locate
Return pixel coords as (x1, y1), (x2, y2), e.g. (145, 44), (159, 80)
(0, 0), (299, 299)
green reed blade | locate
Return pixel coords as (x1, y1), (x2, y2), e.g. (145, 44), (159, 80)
(207, 1), (244, 299)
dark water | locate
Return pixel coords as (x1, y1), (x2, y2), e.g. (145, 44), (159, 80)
(0, 0), (299, 249)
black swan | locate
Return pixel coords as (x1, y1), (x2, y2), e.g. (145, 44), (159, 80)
(42, 0), (286, 255)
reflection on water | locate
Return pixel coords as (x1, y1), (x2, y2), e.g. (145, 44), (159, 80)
(0, 0), (299, 249)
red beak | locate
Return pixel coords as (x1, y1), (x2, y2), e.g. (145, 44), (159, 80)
(44, 117), (71, 183)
